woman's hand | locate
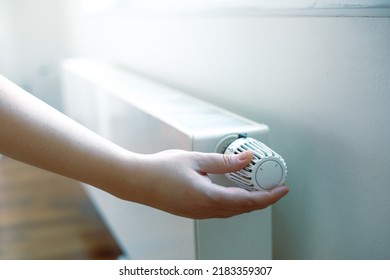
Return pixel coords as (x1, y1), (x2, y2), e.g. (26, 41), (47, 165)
(1, 75), (289, 220)
(126, 150), (289, 219)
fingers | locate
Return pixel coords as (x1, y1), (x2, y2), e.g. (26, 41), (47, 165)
(196, 150), (253, 174)
(214, 184), (289, 211)
(147, 150), (289, 219)
(191, 184), (289, 219)
(192, 151), (289, 218)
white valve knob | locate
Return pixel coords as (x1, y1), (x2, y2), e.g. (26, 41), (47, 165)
(224, 137), (287, 191)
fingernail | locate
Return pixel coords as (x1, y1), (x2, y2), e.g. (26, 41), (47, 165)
(238, 150), (252, 161)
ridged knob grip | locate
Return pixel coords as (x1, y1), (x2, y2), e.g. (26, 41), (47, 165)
(224, 137), (287, 191)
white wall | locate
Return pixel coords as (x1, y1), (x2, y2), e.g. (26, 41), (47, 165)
(0, 0), (16, 80)
(64, 6), (390, 259)
(0, 0), (390, 259)
(0, 0), (69, 109)
(4, 1), (387, 259)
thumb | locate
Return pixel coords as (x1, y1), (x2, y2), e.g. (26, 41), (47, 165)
(197, 150), (253, 174)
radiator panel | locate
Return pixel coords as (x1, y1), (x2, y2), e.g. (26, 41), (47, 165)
(61, 58), (272, 260)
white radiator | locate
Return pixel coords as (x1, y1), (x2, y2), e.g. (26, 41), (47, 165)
(61, 58), (272, 260)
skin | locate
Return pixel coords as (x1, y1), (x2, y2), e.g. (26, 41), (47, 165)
(0, 75), (289, 219)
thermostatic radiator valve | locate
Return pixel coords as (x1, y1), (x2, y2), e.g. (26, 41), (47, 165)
(223, 135), (287, 191)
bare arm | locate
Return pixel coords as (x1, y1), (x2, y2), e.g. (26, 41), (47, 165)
(0, 75), (288, 219)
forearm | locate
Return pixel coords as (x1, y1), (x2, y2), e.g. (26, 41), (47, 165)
(0, 75), (143, 200)
(0, 75), (289, 219)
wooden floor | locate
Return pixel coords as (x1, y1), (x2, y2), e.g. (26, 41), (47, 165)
(0, 156), (122, 260)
